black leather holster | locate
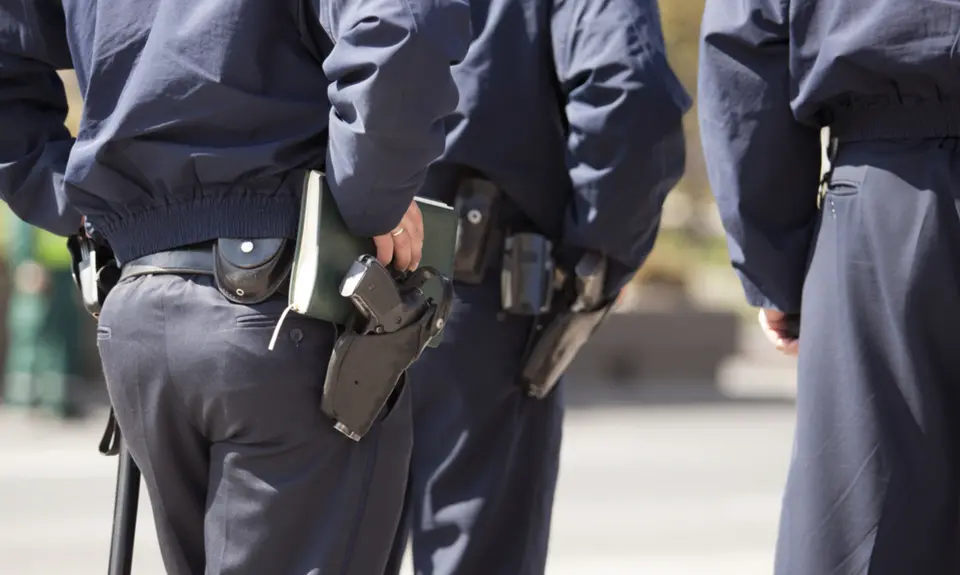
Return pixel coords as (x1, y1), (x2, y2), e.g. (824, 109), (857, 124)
(450, 177), (603, 400)
(322, 265), (454, 441)
(322, 306), (438, 440)
(66, 233), (120, 319)
(67, 228), (122, 455)
(518, 251), (615, 399)
(519, 301), (615, 399)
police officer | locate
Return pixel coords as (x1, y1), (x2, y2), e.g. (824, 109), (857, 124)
(699, 1), (960, 573)
(384, 0), (690, 572)
(3, 209), (83, 418)
(0, 1), (469, 574)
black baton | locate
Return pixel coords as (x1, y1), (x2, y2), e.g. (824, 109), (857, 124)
(107, 443), (140, 575)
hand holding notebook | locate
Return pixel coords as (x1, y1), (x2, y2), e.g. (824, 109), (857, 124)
(268, 171), (458, 350)
(373, 200), (424, 272)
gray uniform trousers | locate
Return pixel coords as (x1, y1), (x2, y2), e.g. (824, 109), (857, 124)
(96, 273), (413, 575)
(775, 140), (960, 574)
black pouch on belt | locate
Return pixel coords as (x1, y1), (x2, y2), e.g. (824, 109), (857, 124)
(322, 312), (435, 440)
(453, 177), (502, 285)
(213, 238), (294, 305)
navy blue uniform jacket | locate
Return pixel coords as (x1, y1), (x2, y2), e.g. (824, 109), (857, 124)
(419, 0), (691, 293)
(699, 0), (960, 313)
(0, 0), (470, 264)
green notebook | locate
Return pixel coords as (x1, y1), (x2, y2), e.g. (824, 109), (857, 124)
(287, 170), (457, 347)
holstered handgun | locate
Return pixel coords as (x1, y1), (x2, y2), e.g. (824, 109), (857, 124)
(66, 230), (120, 319)
(322, 256), (454, 441)
(518, 252), (615, 399)
(448, 176), (612, 399)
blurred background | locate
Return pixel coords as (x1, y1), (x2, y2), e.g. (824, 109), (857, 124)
(0, 3), (808, 573)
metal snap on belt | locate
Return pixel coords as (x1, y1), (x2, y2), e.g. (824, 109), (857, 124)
(240, 241), (254, 253)
(467, 209), (482, 225)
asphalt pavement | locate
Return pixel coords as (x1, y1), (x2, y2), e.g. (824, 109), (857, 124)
(0, 360), (797, 575)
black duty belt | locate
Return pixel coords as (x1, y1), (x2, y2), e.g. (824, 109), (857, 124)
(830, 103), (960, 142)
(119, 241), (290, 297)
(119, 244), (215, 280)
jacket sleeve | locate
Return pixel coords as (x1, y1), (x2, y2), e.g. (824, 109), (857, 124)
(316, 0), (471, 237)
(551, 0), (691, 295)
(0, 2), (80, 237)
(698, 0), (822, 313)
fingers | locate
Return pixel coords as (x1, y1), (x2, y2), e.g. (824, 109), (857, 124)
(372, 235), (394, 267)
(758, 309), (799, 357)
(615, 288), (626, 307)
(757, 309), (777, 345)
(391, 227), (413, 271)
(408, 202), (424, 239)
(402, 209), (423, 270)
(373, 201), (423, 272)
(778, 338), (800, 357)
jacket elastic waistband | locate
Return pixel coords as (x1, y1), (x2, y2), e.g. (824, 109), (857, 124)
(92, 195), (300, 265)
